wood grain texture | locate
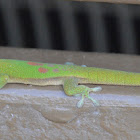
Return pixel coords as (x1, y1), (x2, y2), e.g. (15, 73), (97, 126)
(0, 47), (140, 139)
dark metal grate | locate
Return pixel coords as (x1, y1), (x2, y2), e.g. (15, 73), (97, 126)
(0, 0), (140, 54)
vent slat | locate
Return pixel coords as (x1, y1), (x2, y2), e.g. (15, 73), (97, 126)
(86, 3), (108, 52)
(27, 0), (51, 49)
(0, 0), (23, 46)
(116, 5), (136, 54)
(55, 1), (79, 51)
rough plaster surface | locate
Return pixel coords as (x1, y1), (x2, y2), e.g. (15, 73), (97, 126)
(0, 47), (140, 139)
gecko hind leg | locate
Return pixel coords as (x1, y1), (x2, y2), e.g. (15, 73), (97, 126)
(0, 74), (9, 89)
(63, 77), (102, 108)
(64, 62), (75, 65)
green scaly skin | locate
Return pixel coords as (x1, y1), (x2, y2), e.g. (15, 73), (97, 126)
(0, 59), (140, 108)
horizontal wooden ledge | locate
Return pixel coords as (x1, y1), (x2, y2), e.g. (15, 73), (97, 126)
(72, 0), (140, 5)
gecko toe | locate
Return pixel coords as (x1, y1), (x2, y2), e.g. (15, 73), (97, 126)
(77, 99), (84, 108)
(77, 94), (85, 108)
(88, 96), (99, 106)
(91, 86), (102, 92)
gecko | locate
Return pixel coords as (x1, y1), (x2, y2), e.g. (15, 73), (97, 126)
(0, 59), (140, 108)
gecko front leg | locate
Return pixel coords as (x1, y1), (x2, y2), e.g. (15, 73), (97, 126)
(63, 77), (102, 108)
(0, 74), (9, 89)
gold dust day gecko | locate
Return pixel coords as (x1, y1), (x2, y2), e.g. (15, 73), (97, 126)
(0, 59), (140, 108)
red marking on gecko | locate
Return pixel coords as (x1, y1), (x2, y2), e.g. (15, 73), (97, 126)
(27, 62), (43, 66)
(38, 68), (48, 73)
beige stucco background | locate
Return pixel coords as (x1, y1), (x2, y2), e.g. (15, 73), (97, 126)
(0, 47), (139, 139)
